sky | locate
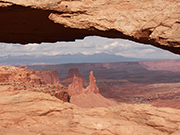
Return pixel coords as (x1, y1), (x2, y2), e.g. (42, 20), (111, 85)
(0, 36), (180, 60)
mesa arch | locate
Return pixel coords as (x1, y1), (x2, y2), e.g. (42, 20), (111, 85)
(1, 0), (180, 55)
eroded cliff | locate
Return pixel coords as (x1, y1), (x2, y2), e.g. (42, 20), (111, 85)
(0, 65), (70, 102)
(1, 0), (180, 54)
(34, 70), (60, 85)
(68, 71), (118, 108)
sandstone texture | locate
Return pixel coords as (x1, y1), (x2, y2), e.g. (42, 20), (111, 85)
(68, 71), (99, 96)
(85, 71), (99, 94)
(1, 66), (180, 134)
(0, 65), (70, 102)
(34, 70), (60, 85)
(1, 0), (180, 54)
(0, 65), (42, 84)
(152, 99), (180, 109)
(68, 74), (84, 96)
(70, 93), (118, 108)
(62, 67), (87, 86)
(1, 85), (180, 135)
(68, 71), (118, 108)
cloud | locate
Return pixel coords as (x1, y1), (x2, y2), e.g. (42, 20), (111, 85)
(82, 42), (96, 48)
(103, 42), (132, 51)
(0, 44), (6, 49)
(0, 36), (180, 60)
(144, 48), (155, 53)
(110, 41), (118, 46)
(103, 45), (109, 49)
(81, 51), (93, 55)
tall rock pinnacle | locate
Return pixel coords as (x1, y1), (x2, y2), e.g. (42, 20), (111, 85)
(68, 74), (84, 96)
(84, 71), (99, 94)
(68, 71), (99, 96)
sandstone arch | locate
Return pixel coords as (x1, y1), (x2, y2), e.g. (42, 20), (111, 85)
(1, 0), (180, 55)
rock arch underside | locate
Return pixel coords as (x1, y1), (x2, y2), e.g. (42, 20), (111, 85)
(1, 0), (180, 55)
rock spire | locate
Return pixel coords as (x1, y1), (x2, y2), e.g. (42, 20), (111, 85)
(84, 71), (99, 94)
(68, 71), (99, 96)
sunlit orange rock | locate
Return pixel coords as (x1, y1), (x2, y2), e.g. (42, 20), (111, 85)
(68, 74), (84, 96)
(84, 71), (99, 94)
(68, 70), (117, 108)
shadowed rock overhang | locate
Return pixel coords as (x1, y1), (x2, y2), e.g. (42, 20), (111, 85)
(1, 0), (180, 55)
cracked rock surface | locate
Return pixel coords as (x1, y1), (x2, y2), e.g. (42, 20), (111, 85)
(1, 0), (180, 54)
(1, 85), (180, 135)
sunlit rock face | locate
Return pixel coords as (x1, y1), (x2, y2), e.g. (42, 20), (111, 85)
(68, 71), (118, 108)
(84, 71), (99, 94)
(1, 84), (180, 135)
(68, 74), (84, 96)
(62, 67), (88, 86)
(0, 65), (70, 102)
(34, 70), (60, 85)
(68, 71), (99, 96)
(1, 0), (180, 54)
(0, 65), (42, 84)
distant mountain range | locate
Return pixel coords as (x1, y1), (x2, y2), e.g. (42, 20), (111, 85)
(0, 53), (174, 65)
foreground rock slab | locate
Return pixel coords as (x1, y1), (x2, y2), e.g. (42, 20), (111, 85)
(1, 85), (180, 135)
(1, 0), (180, 54)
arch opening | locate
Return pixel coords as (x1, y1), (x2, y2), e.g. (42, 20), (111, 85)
(1, 4), (180, 55)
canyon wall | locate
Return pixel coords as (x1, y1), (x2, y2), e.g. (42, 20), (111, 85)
(1, 0), (180, 54)
(62, 67), (87, 86)
(0, 65), (42, 84)
(0, 65), (61, 85)
(0, 65), (70, 102)
(34, 70), (60, 85)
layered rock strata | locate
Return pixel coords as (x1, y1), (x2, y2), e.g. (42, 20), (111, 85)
(62, 67), (87, 86)
(34, 70), (60, 85)
(0, 65), (70, 102)
(1, 85), (180, 134)
(0, 65), (42, 84)
(1, 0), (180, 54)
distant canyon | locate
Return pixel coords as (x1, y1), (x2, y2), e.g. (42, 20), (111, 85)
(29, 60), (180, 109)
